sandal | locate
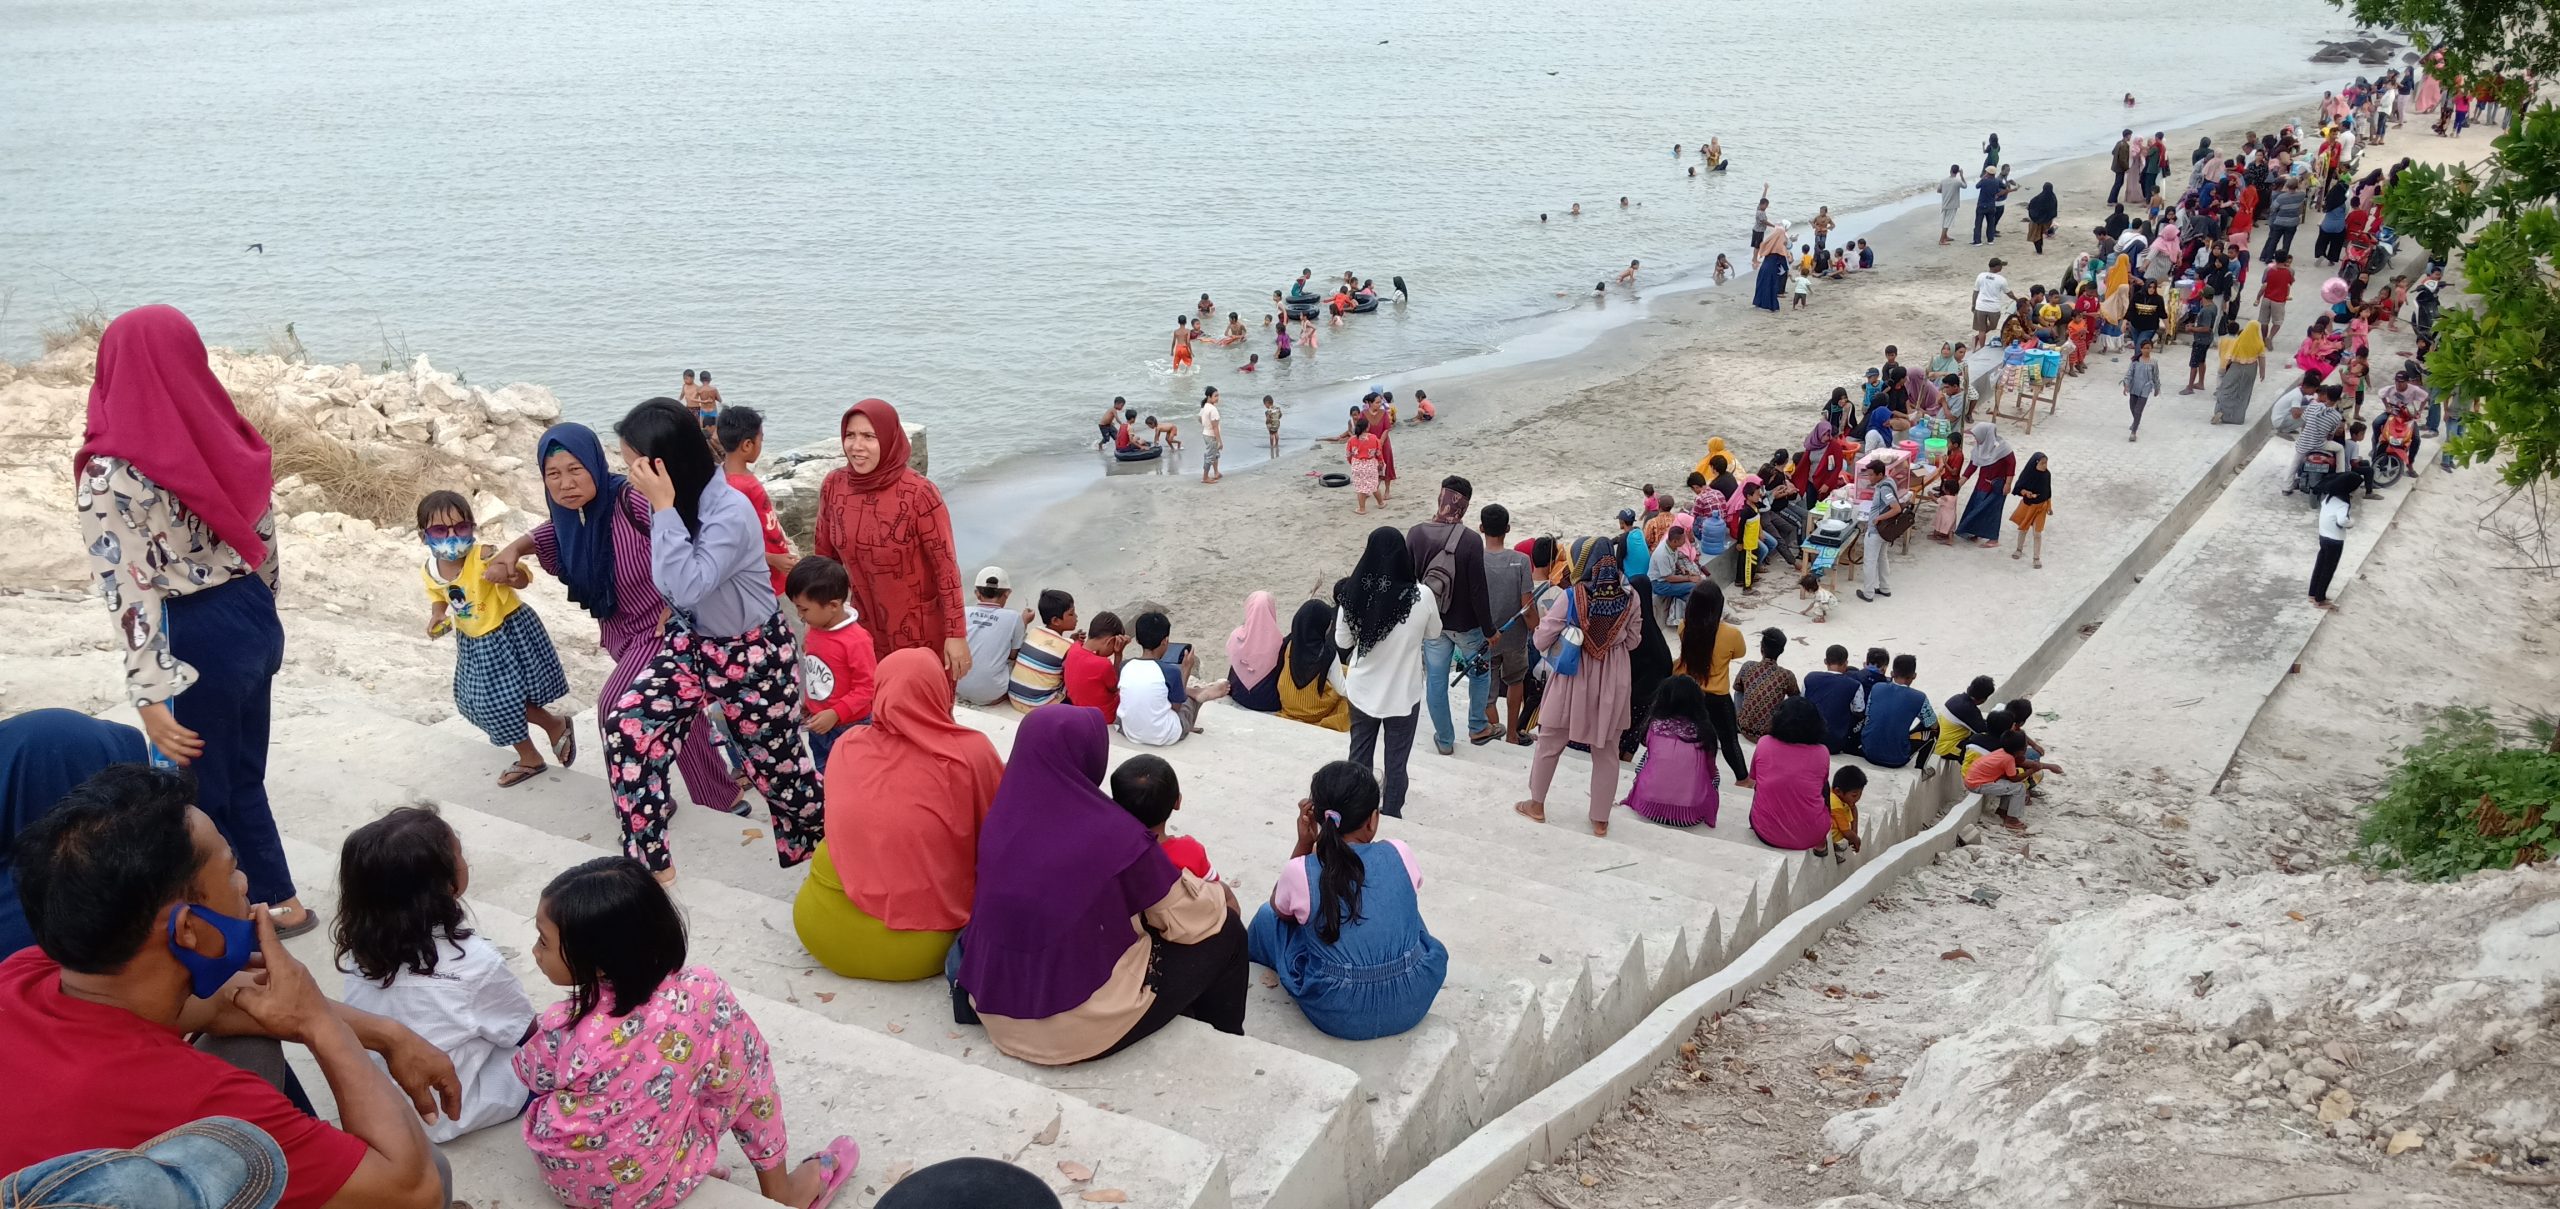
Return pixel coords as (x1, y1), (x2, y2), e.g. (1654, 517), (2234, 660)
(1469, 730), (1501, 747)
(1513, 800), (1546, 824)
(497, 761), (545, 788)
(550, 725), (578, 769)
(802, 1136), (861, 1209)
(270, 905), (321, 939)
(2032, 559), (2042, 569)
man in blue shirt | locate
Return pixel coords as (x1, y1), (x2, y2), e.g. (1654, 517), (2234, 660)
(1800, 645), (1866, 754)
(1859, 654), (1940, 769)
(1972, 166), (2005, 244)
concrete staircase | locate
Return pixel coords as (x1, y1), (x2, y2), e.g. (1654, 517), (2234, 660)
(256, 679), (1953, 1209)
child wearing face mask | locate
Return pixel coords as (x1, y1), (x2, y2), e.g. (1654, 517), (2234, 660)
(417, 490), (575, 788)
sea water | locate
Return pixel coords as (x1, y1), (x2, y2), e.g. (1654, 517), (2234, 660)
(2, 0), (2361, 474)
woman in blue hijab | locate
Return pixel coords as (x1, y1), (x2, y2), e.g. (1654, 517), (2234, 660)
(485, 423), (742, 815)
(0, 710), (148, 956)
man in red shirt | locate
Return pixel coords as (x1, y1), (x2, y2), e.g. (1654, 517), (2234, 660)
(1061, 611), (1128, 723)
(716, 407), (796, 596)
(0, 766), (454, 1209)
(2256, 253), (2296, 338)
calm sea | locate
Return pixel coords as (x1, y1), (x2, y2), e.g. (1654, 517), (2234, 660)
(3, 0), (2357, 474)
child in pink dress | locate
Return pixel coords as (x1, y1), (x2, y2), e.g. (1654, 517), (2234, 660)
(518, 857), (857, 1209)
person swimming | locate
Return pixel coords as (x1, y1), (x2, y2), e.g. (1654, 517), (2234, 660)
(1220, 312), (1247, 345)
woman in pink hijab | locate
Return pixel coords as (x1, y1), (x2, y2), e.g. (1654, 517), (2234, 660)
(1225, 591), (1287, 712)
(73, 305), (314, 934)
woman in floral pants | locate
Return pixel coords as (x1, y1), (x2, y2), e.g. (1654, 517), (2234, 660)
(601, 400), (823, 880)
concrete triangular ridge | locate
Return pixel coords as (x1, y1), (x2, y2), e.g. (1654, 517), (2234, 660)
(1693, 908), (1725, 976)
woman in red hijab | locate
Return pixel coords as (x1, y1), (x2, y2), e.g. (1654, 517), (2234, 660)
(793, 648), (1003, 981)
(72, 305), (313, 934)
(814, 399), (970, 680)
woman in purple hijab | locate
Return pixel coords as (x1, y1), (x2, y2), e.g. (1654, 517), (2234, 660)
(953, 704), (1246, 1064)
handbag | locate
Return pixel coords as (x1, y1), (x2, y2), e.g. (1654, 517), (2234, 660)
(1549, 589), (1584, 678)
(1874, 486), (1916, 544)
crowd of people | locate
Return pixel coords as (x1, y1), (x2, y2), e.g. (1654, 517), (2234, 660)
(2, 61), (2489, 1204)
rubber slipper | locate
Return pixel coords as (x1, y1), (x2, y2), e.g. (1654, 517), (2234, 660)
(497, 761), (544, 788)
(271, 907), (321, 940)
(1469, 730), (1501, 747)
(551, 726), (577, 769)
(804, 1136), (860, 1209)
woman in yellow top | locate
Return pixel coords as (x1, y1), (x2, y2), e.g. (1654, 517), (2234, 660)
(1693, 435), (1734, 482)
(1276, 598), (1353, 731)
(1673, 582), (1754, 786)
(417, 490), (574, 786)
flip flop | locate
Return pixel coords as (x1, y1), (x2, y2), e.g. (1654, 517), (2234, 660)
(1469, 730), (1501, 747)
(270, 906), (321, 939)
(551, 726), (577, 769)
(497, 761), (545, 788)
(803, 1136), (860, 1209)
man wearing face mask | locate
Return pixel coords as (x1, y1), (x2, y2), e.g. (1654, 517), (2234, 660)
(0, 765), (456, 1209)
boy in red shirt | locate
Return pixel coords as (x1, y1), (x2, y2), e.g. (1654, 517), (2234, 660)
(2257, 254), (2296, 339)
(1964, 730), (2064, 831)
(1062, 611), (1128, 722)
(1108, 754), (1220, 884)
(716, 408), (796, 595)
(786, 557), (876, 772)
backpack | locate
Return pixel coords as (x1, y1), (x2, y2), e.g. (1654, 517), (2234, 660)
(1420, 522), (1466, 610)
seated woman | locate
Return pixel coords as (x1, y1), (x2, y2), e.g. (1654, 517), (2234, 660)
(1248, 762), (1446, 1040)
(1275, 599), (1351, 732)
(1623, 677), (1721, 828)
(797, 648), (1005, 981)
(954, 704), (1246, 1064)
(1225, 591), (1285, 713)
(0, 709), (148, 955)
(1746, 696), (1836, 851)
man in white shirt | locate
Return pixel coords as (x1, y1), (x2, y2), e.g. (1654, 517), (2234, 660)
(1971, 258), (2016, 349)
(1116, 611), (1228, 746)
(1198, 389), (1224, 484)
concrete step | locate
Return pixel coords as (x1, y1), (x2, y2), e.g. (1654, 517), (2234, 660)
(271, 834), (1230, 1209)
(264, 710), (1365, 1209)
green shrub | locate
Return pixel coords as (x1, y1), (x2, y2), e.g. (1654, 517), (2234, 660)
(2357, 708), (2560, 881)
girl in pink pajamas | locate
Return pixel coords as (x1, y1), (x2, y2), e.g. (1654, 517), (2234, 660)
(518, 857), (856, 1209)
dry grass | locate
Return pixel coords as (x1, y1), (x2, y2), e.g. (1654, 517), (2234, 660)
(37, 307), (106, 354)
(234, 390), (469, 528)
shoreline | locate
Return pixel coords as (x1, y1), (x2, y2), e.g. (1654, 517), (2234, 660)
(989, 89), (2339, 670)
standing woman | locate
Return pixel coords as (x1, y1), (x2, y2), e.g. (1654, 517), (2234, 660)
(1751, 222), (1791, 311)
(73, 305), (313, 934)
(1982, 133), (2002, 170)
(600, 399), (824, 882)
(2009, 453), (2054, 568)
(1513, 537), (1644, 837)
(1675, 583), (1754, 785)
(1616, 576), (1674, 762)
(1953, 421), (2017, 549)
(1334, 528), (1439, 818)
(2309, 472), (2356, 610)
(1367, 396), (1399, 503)
(488, 424), (742, 817)
(2214, 320), (2269, 425)
(815, 398), (970, 679)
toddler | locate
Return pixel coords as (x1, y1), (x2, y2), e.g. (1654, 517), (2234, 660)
(416, 491), (573, 787)
(1797, 571), (1836, 623)
(1108, 754), (1220, 885)
(1827, 766), (1866, 862)
(1263, 395), (1283, 454)
(519, 856), (857, 1208)
(1790, 264), (1811, 309)
(786, 557), (877, 772)
(333, 807), (535, 1142)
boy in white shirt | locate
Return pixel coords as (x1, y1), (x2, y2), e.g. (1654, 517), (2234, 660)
(1116, 611), (1231, 745)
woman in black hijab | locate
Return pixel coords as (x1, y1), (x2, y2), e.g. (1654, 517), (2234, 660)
(1617, 576), (1675, 761)
(1276, 598), (1351, 731)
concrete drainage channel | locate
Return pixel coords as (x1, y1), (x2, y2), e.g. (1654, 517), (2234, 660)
(1370, 410), (2286, 1209)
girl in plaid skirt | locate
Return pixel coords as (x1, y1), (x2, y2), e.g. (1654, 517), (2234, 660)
(419, 490), (575, 786)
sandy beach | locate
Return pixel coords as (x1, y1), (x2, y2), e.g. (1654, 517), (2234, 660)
(990, 94), (2342, 674)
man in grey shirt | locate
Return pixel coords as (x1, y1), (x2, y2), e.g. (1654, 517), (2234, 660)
(1476, 503), (1536, 746)
(955, 566), (1028, 706)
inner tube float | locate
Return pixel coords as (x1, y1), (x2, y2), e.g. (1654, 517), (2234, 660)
(1318, 472), (1351, 488)
(1112, 445), (1164, 463)
(1345, 297), (1378, 314)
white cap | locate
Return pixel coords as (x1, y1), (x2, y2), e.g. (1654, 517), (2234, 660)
(975, 566), (1010, 591)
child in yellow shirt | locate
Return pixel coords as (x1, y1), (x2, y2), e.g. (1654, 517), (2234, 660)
(1828, 766), (1866, 862)
(418, 490), (574, 786)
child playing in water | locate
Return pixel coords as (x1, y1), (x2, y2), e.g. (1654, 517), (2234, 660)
(1146, 415), (1183, 448)
(416, 490), (574, 787)
(1239, 353), (1260, 373)
(1298, 312), (1320, 352)
(332, 807), (536, 1142)
(519, 856), (859, 1209)
(1264, 395), (1283, 454)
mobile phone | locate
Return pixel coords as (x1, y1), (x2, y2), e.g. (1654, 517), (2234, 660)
(1161, 641), (1191, 665)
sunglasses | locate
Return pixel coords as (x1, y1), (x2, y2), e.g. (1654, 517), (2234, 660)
(425, 522), (476, 540)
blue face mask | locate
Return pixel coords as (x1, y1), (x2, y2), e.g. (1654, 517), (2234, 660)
(168, 903), (259, 1000)
(425, 535), (474, 561)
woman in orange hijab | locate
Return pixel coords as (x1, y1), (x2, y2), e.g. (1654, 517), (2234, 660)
(793, 648), (1005, 980)
(814, 398), (970, 679)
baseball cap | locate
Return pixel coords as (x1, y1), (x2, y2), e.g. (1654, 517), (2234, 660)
(1616, 508), (1637, 524)
(1, 1117), (286, 1209)
(974, 566), (1010, 592)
